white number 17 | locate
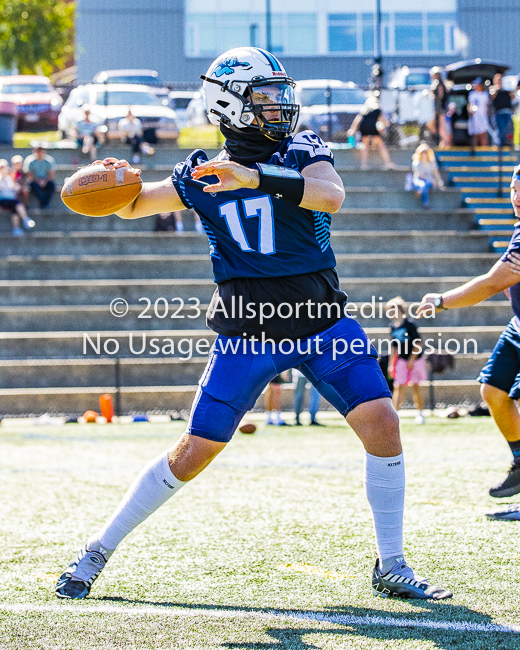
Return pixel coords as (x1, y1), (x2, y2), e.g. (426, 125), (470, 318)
(219, 196), (275, 255)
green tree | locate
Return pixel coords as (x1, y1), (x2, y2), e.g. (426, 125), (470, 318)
(0, 0), (74, 76)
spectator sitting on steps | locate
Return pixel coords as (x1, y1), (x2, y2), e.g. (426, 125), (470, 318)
(0, 159), (35, 236)
(411, 144), (445, 210)
(118, 108), (144, 164)
(10, 154), (29, 207)
(23, 146), (56, 209)
(154, 210), (204, 233)
(74, 108), (101, 161)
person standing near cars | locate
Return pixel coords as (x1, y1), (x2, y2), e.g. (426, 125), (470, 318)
(468, 78), (491, 148)
(490, 74), (515, 147)
(347, 95), (395, 170)
(430, 67), (449, 148)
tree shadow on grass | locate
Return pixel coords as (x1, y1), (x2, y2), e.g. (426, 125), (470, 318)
(93, 597), (520, 650)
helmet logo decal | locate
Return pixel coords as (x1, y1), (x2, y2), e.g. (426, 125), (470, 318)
(213, 58), (252, 77)
(254, 48), (284, 73)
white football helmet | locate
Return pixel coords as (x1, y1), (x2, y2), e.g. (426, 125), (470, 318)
(201, 47), (299, 140)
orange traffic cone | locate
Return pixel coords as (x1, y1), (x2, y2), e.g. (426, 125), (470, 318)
(99, 394), (114, 423)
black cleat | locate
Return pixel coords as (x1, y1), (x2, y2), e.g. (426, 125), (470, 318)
(489, 464), (520, 498)
(372, 557), (453, 600)
(486, 503), (520, 521)
(55, 545), (111, 600)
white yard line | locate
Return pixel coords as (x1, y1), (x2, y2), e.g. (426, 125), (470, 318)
(1, 603), (519, 635)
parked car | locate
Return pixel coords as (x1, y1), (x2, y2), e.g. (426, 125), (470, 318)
(0, 75), (62, 130)
(295, 80), (367, 142)
(58, 84), (179, 142)
(167, 91), (199, 128)
(92, 70), (170, 98)
(185, 92), (209, 127)
(387, 67), (433, 90)
(445, 59), (509, 145)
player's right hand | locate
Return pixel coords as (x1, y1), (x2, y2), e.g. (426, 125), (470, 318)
(94, 158), (142, 177)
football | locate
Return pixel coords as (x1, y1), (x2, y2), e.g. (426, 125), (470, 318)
(61, 163), (142, 216)
(239, 422), (257, 434)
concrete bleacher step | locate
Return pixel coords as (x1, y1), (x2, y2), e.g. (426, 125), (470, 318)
(0, 276), (500, 307)
(0, 253), (498, 281)
(0, 352), (491, 390)
(0, 230), (492, 257)
(0, 357), (207, 388)
(0, 208), (477, 233)
(50, 166), (415, 190)
(0, 145), (430, 168)
(0, 380), (481, 415)
(0, 326), (501, 360)
(2, 300), (510, 333)
(24, 185), (464, 211)
(340, 188), (461, 209)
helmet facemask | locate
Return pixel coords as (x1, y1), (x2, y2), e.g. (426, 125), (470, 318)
(202, 75), (299, 141)
(240, 79), (299, 140)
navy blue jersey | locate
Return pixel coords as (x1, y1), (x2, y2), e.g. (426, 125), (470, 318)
(501, 222), (520, 331)
(171, 130), (336, 284)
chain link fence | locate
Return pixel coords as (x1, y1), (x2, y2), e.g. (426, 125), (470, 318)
(49, 76), (519, 152)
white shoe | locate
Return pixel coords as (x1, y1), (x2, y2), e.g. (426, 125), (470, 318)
(372, 557), (452, 600)
(415, 415), (425, 425)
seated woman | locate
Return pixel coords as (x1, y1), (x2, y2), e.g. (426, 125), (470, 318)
(0, 159), (34, 236)
(411, 144), (444, 209)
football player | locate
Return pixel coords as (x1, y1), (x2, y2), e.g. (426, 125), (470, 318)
(55, 48), (452, 600)
(417, 165), (520, 520)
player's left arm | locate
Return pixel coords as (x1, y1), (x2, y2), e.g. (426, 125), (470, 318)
(417, 252), (520, 316)
(191, 160), (345, 213)
(299, 161), (345, 213)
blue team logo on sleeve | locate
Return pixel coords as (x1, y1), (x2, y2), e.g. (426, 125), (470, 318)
(213, 58), (252, 77)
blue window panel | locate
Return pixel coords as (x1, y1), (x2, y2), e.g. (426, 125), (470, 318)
(428, 24), (445, 51)
(329, 13), (356, 21)
(398, 13), (422, 21)
(362, 24), (374, 52)
(329, 24), (357, 52)
(395, 24), (423, 51)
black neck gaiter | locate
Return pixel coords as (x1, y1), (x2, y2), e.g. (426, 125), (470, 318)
(221, 124), (282, 164)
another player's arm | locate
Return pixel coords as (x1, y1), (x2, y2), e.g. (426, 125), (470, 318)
(191, 160), (345, 213)
(417, 252), (520, 315)
(99, 159), (186, 219)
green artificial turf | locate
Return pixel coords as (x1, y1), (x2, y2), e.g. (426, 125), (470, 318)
(0, 416), (519, 649)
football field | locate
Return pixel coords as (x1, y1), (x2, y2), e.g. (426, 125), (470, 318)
(1, 416), (520, 649)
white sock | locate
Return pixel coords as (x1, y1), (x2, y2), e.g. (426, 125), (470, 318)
(364, 451), (405, 570)
(88, 451), (186, 551)
(275, 410), (284, 424)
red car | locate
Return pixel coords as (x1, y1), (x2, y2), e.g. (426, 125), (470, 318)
(0, 75), (63, 131)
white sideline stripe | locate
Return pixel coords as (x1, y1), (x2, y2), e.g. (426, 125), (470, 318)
(1, 603), (520, 635)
